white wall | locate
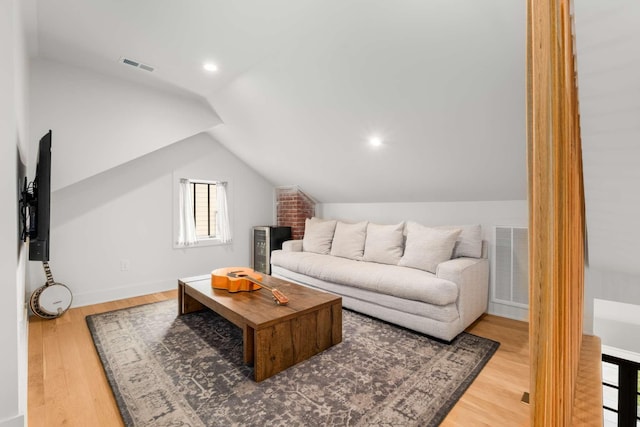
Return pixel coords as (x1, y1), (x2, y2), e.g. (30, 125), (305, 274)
(30, 133), (275, 307)
(319, 200), (529, 320)
(575, 1), (640, 277)
(593, 298), (640, 354)
(574, 1), (640, 336)
(30, 58), (221, 191)
(584, 267), (640, 335)
(0, 0), (29, 425)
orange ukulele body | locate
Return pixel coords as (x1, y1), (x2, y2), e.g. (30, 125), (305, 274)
(211, 267), (262, 292)
(210, 267), (289, 305)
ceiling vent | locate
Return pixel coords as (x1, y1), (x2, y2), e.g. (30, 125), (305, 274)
(119, 57), (155, 73)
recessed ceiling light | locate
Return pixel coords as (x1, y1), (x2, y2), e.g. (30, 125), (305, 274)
(203, 62), (218, 73)
(369, 136), (383, 147)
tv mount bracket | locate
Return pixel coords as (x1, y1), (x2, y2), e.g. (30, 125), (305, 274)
(19, 177), (36, 243)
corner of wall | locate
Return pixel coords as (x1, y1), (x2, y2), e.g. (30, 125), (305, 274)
(1, 0), (30, 423)
(275, 187), (316, 240)
(0, 415), (25, 427)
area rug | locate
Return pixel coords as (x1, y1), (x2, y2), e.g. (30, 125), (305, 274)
(87, 300), (499, 426)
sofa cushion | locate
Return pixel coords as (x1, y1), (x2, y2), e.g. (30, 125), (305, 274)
(271, 250), (458, 306)
(399, 222), (462, 273)
(363, 222), (405, 265)
(272, 266), (460, 323)
(330, 221), (368, 260)
(436, 224), (482, 258)
(302, 217), (337, 255)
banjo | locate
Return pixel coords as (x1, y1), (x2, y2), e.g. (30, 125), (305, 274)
(30, 261), (73, 319)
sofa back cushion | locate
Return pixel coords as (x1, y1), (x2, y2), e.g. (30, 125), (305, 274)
(363, 222), (405, 265)
(330, 221), (368, 260)
(302, 217), (337, 254)
(399, 222), (462, 273)
(436, 224), (482, 258)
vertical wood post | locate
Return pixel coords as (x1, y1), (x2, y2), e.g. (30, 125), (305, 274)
(527, 0), (587, 425)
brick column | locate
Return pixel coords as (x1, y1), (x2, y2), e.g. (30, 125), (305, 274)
(276, 187), (316, 240)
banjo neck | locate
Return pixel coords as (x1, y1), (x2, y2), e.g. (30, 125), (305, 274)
(42, 261), (56, 287)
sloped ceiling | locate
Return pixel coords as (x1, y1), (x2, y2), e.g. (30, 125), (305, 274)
(30, 58), (221, 191)
(31, 0), (527, 202)
(207, 1), (527, 202)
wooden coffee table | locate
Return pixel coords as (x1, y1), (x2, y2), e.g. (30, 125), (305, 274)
(178, 273), (342, 382)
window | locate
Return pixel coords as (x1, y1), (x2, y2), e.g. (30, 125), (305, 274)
(192, 181), (217, 238)
(177, 178), (231, 247)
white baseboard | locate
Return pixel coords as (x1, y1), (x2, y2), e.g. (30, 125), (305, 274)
(488, 301), (529, 322)
(71, 278), (177, 308)
(0, 415), (24, 427)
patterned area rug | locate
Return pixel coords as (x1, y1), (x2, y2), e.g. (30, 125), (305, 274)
(87, 300), (499, 426)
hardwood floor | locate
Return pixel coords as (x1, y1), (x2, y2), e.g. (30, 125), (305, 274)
(28, 291), (530, 426)
(28, 290), (177, 427)
(443, 314), (530, 426)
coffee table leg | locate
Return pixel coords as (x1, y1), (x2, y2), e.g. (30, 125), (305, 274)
(178, 282), (205, 315)
(243, 325), (255, 366)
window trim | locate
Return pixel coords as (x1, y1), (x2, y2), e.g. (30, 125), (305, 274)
(173, 175), (231, 249)
(191, 180), (218, 239)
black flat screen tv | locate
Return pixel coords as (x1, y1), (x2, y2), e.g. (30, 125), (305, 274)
(28, 130), (52, 261)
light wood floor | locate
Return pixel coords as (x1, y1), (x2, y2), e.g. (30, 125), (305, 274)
(28, 291), (530, 426)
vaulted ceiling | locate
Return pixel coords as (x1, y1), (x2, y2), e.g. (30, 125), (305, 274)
(24, 0), (640, 278)
(29, 0), (527, 203)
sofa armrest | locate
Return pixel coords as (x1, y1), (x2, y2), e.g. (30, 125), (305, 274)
(281, 239), (303, 252)
(436, 257), (489, 330)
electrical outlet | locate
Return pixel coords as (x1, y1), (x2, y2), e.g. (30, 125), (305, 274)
(120, 259), (130, 271)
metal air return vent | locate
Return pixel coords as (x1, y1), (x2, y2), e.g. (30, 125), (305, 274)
(492, 226), (529, 308)
(119, 57), (155, 73)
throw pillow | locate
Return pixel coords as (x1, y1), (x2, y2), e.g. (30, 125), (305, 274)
(302, 217), (337, 254)
(363, 222), (405, 265)
(330, 221), (368, 260)
(436, 224), (483, 258)
(399, 222), (462, 273)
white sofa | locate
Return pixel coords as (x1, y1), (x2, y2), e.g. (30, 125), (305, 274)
(270, 218), (489, 342)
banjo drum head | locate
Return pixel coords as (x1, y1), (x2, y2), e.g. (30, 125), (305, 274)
(30, 283), (73, 319)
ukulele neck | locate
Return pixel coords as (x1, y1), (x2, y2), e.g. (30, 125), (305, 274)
(245, 275), (271, 291)
(243, 276), (289, 305)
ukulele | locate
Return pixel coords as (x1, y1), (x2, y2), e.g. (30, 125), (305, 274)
(210, 267), (289, 305)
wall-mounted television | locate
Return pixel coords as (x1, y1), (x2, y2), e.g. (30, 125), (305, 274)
(21, 130), (52, 261)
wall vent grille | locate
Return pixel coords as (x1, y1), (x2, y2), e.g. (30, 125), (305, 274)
(119, 57), (155, 72)
(493, 226), (529, 308)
